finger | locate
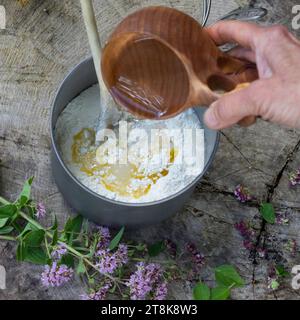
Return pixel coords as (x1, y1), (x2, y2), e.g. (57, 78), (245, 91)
(206, 21), (264, 49)
(238, 116), (257, 127)
(204, 86), (258, 130)
(287, 32), (300, 46)
(227, 46), (256, 63)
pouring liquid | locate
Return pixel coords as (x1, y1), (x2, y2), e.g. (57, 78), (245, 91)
(90, 36), (187, 196)
(104, 36), (190, 120)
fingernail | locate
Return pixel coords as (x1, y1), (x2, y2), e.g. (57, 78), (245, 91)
(204, 105), (219, 129)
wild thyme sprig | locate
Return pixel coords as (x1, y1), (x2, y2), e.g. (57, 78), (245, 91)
(0, 178), (248, 300)
(0, 178), (181, 299)
(0, 192), (120, 284)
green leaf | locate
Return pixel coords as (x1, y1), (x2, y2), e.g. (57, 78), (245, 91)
(148, 241), (165, 257)
(50, 216), (58, 246)
(51, 215), (58, 231)
(275, 265), (289, 278)
(16, 242), (26, 262)
(117, 266), (125, 278)
(76, 259), (86, 275)
(193, 282), (211, 300)
(87, 237), (98, 258)
(109, 283), (117, 294)
(0, 218), (8, 228)
(136, 243), (146, 251)
(24, 204), (35, 218)
(64, 215), (83, 244)
(64, 215), (83, 234)
(82, 219), (89, 233)
(0, 204), (17, 218)
(24, 247), (48, 265)
(211, 286), (230, 300)
(0, 226), (14, 235)
(61, 254), (74, 268)
(51, 228), (58, 247)
(18, 222), (40, 239)
(260, 203), (275, 224)
(23, 230), (45, 247)
(18, 177), (34, 206)
(82, 220), (90, 248)
(270, 280), (279, 290)
(109, 227), (125, 250)
(215, 265), (245, 288)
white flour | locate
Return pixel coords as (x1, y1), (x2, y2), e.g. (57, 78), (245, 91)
(55, 85), (204, 203)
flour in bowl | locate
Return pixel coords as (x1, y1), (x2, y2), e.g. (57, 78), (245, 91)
(55, 85), (205, 203)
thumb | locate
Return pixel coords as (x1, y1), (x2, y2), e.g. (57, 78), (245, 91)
(204, 87), (258, 130)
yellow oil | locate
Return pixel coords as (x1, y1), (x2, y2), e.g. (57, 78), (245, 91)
(71, 128), (177, 199)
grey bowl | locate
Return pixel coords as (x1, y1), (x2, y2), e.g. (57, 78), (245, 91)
(51, 57), (219, 228)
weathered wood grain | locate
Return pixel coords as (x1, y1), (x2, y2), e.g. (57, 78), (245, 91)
(0, 0), (300, 300)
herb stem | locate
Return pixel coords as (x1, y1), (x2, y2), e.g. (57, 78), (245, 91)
(0, 196), (10, 205)
(44, 237), (51, 258)
(0, 235), (16, 241)
(0, 195), (119, 284)
(132, 257), (175, 265)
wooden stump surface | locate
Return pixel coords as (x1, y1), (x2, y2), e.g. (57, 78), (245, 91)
(0, 0), (300, 300)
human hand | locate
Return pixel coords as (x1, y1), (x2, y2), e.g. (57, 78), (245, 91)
(204, 21), (300, 130)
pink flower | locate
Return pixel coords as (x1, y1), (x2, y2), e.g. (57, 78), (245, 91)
(234, 185), (253, 203)
(235, 221), (255, 240)
(276, 211), (289, 225)
(186, 242), (205, 273)
(35, 202), (46, 219)
(41, 263), (73, 287)
(96, 249), (118, 274)
(285, 239), (297, 257)
(51, 243), (68, 261)
(289, 168), (300, 187)
(95, 244), (128, 274)
(80, 283), (111, 300)
(96, 226), (111, 249)
(154, 281), (168, 300)
(165, 239), (177, 259)
(257, 247), (267, 258)
(127, 263), (167, 300)
(243, 240), (255, 250)
(235, 221), (257, 252)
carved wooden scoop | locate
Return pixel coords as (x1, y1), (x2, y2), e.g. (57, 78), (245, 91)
(101, 6), (258, 120)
